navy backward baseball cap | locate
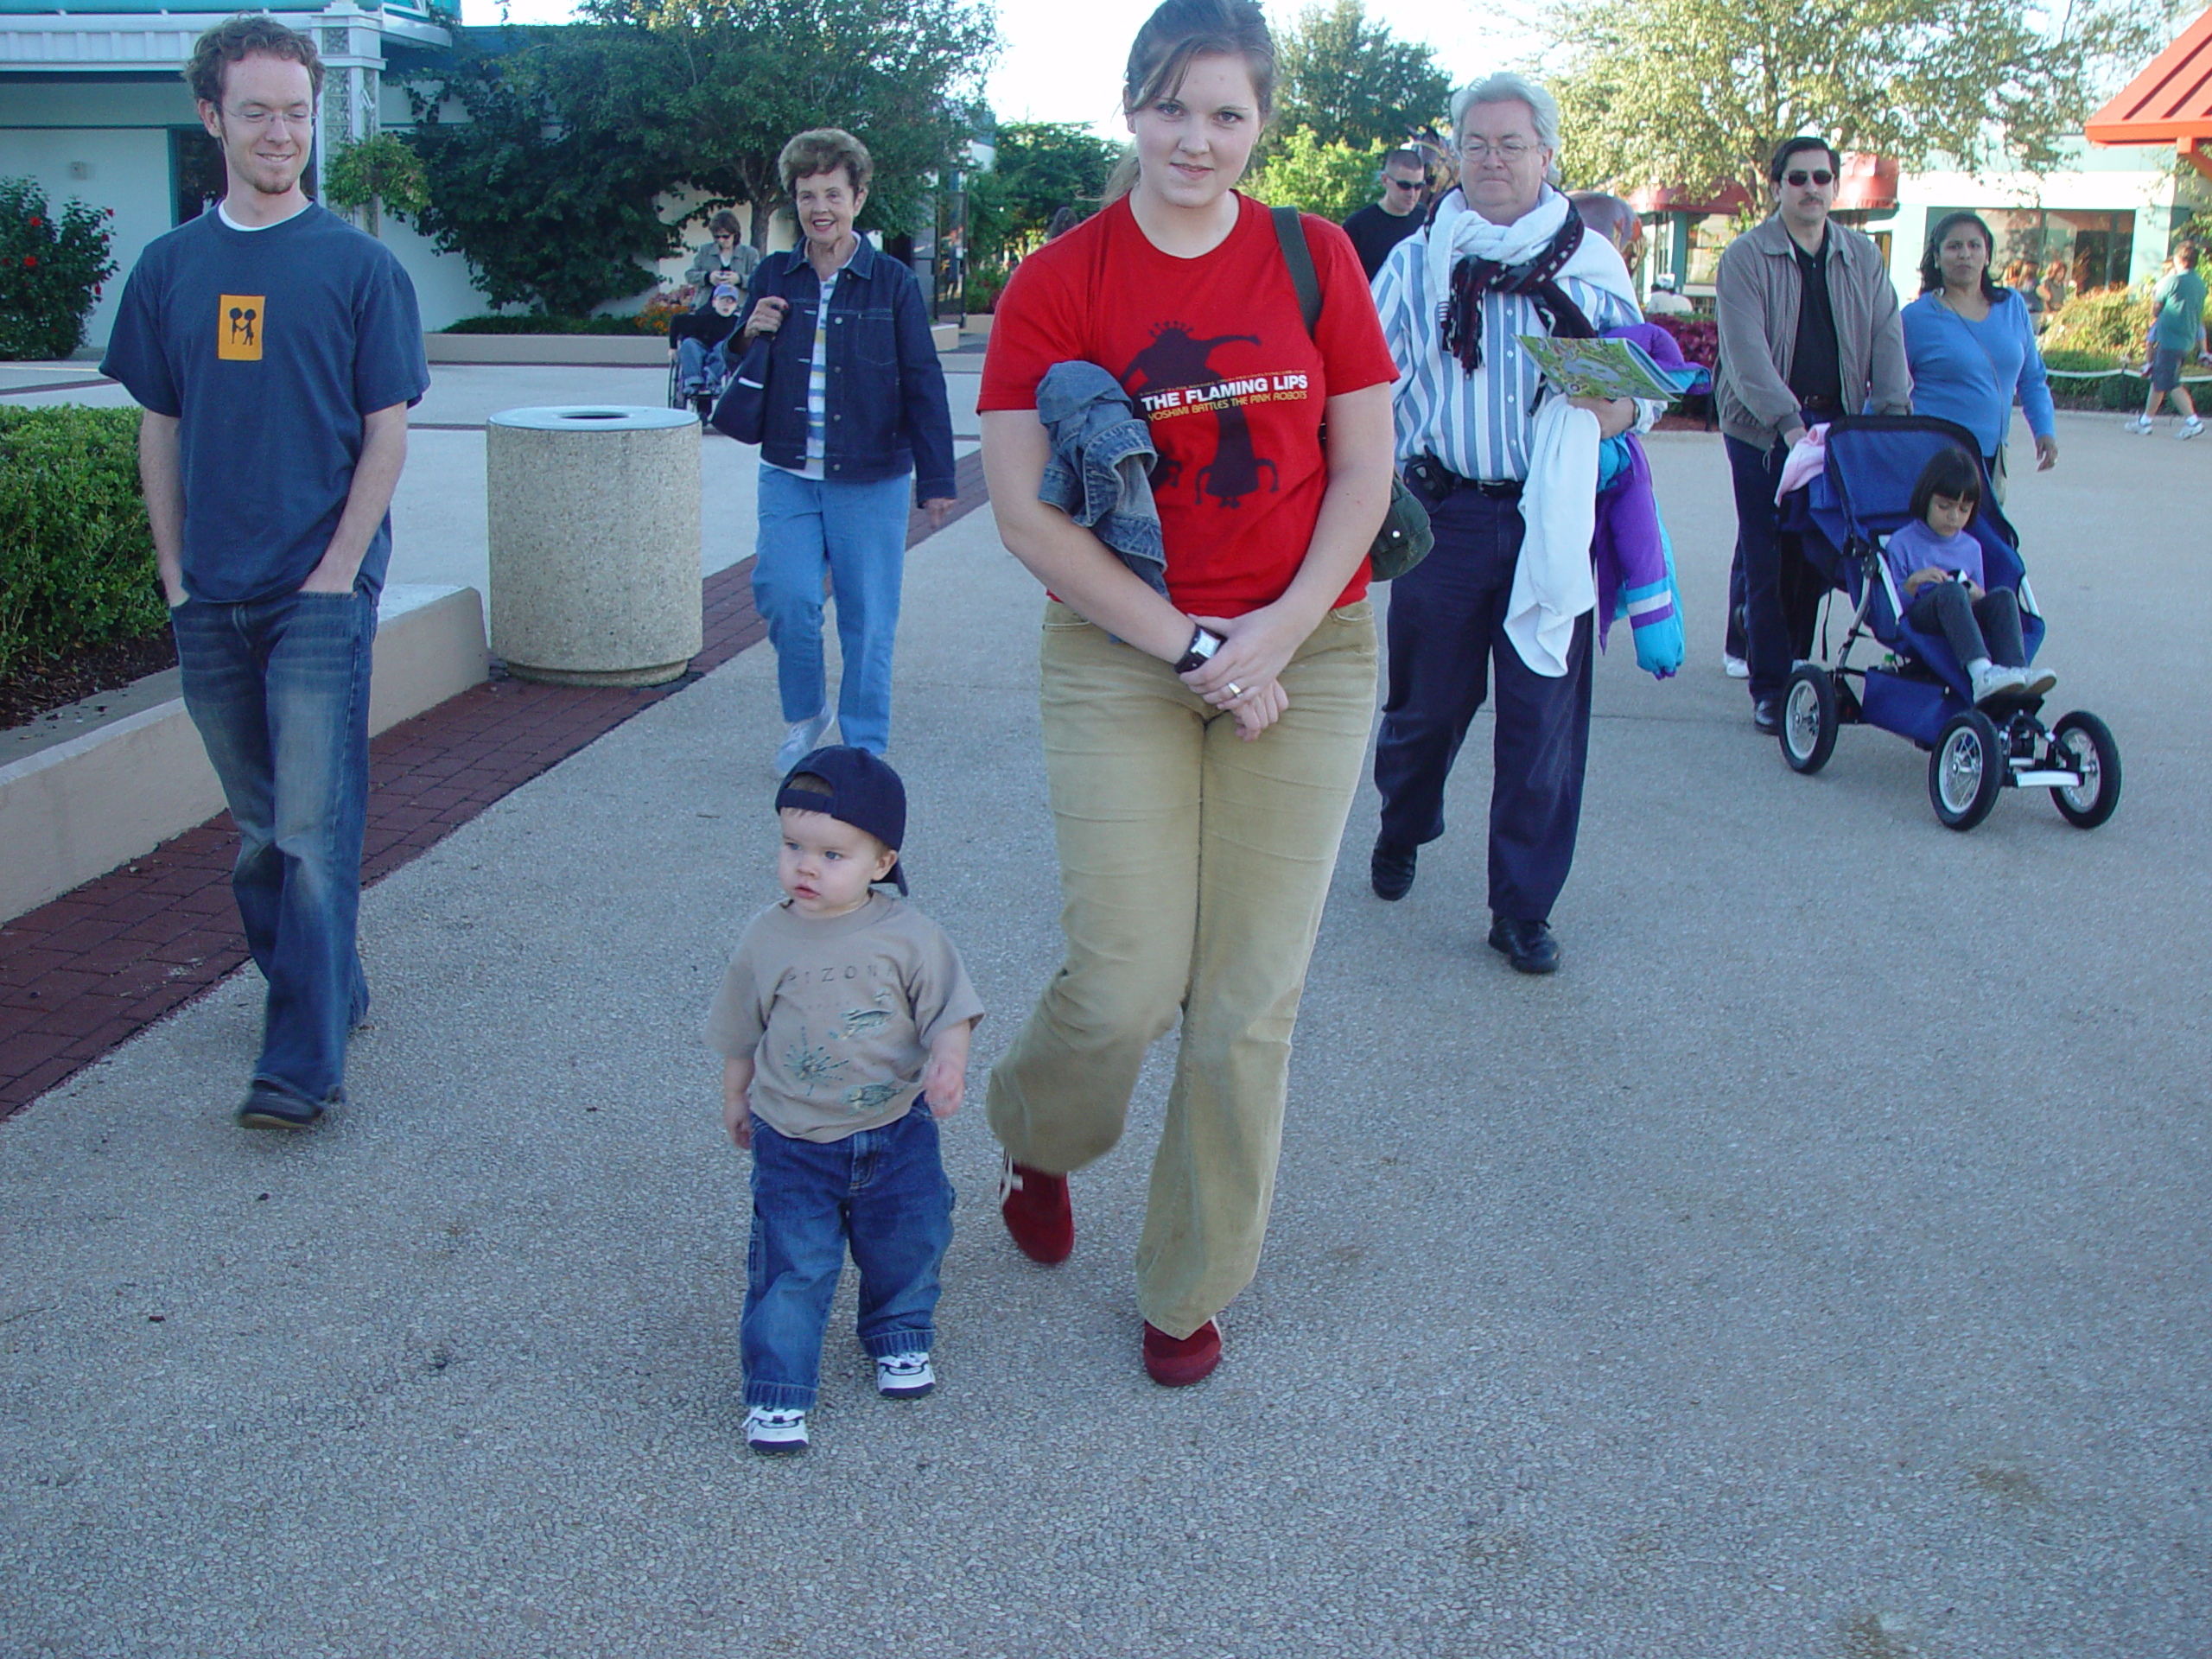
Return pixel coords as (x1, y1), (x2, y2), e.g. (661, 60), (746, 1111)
(777, 746), (907, 894)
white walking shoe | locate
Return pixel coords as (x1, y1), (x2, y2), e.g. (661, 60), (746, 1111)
(1722, 652), (1750, 679)
(745, 1406), (810, 1454)
(2180, 416), (2204, 440)
(775, 709), (832, 772)
(2123, 416), (2154, 435)
(875, 1351), (936, 1398)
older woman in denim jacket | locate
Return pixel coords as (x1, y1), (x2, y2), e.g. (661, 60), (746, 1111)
(740, 129), (957, 768)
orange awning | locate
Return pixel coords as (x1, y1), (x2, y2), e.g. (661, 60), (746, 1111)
(2087, 5), (2212, 177)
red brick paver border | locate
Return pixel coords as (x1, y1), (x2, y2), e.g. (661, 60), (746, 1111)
(0, 451), (988, 1120)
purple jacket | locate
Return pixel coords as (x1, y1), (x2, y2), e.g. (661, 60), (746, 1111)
(1589, 324), (1682, 674)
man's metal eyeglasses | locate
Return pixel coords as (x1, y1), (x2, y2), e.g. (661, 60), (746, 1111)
(1459, 138), (1536, 162)
(1784, 168), (1835, 188)
(223, 106), (315, 130)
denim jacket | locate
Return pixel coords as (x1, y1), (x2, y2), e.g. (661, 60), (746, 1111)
(1035, 361), (1166, 594)
(747, 239), (957, 502)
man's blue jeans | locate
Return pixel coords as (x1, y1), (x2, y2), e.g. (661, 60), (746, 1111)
(172, 589), (376, 1109)
(751, 465), (910, 754)
(741, 1098), (954, 1411)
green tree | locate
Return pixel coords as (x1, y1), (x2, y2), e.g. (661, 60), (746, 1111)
(1548, 0), (2171, 208)
(1274, 0), (1450, 151)
(578, 0), (999, 250)
(406, 0), (999, 316)
(966, 120), (1122, 266)
(1243, 128), (1389, 222)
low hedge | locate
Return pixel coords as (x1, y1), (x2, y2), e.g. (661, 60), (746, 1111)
(442, 310), (672, 336)
(0, 405), (162, 676)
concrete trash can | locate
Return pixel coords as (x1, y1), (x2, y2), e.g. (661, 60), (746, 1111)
(486, 405), (702, 687)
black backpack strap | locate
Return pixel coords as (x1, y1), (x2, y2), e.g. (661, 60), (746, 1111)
(1272, 205), (1323, 339)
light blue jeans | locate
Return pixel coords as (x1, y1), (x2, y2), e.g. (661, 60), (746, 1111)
(751, 464), (910, 755)
(171, 588), (377, 1109)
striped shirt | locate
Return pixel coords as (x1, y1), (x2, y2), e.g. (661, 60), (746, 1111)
(1370, 232), (1644, 483)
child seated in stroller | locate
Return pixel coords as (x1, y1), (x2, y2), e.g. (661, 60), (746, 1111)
(1885, 447), (2056, 707)
(671, 283), (747, 412)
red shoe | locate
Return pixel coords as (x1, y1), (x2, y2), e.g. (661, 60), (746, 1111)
(1142, 1319), (1222, 1387)
(999, 1155), (1073, 1265)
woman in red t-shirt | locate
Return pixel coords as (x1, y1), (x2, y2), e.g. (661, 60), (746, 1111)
(977, 0), (1400, 1387)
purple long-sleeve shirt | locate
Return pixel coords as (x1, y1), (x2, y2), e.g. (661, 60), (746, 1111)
(1884, 518), (1984, 594)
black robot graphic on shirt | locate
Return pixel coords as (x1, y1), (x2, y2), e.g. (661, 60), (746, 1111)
(1124, 323), (1281, 509)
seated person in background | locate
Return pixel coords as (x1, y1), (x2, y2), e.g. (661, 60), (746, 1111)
(671, 283), (746, 409)
(1885, 447), (2055, 707)
(683, 209), (760, 305)
(1643, 272), (1693, 315)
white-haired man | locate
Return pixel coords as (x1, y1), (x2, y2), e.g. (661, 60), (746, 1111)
(1367, 73), (1650, 975)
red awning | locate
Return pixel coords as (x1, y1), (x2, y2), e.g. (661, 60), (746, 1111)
(2088, 5), (2212, 177)
(1628, 153), (1895, 217)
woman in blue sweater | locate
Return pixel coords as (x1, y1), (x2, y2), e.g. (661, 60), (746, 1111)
(1903, 212), (2057, 504)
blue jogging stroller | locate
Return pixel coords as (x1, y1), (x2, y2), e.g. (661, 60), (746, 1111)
(1774, 415), (2120, 832)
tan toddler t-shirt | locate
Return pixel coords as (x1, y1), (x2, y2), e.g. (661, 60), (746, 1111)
(703, 891), (983, 1143)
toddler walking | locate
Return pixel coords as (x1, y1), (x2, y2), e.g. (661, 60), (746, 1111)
(704, 747), (982, 1455)
(1885, 447), (2056, 707)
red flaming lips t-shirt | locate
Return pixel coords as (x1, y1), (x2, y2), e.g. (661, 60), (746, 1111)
(979, 193), (1400, 618)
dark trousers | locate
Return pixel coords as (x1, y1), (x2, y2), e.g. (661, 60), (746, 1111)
(1905, 582), (2025, 668)
(1374, 487), (1593, 923)
(1726, 435), (1826, 698)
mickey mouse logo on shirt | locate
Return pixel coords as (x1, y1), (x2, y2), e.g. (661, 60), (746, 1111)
(218, 295), (264, 361)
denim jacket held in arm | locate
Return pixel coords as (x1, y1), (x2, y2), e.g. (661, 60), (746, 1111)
(747, 238), (957, 503)
(1035, 360), (1166, 595)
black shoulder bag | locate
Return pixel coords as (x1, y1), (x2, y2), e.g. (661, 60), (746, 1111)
(1271, 206), (1433, 582)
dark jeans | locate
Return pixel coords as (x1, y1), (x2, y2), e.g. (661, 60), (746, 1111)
(1726, 435), (1826, 698)
(172, 590), (375, 1109)
(1374, 487), (1594, 923)
(741, 1098), (954, 1411)
(1905, 582), (2025, 669)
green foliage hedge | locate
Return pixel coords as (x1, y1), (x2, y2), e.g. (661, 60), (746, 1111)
(0, 406), (162, 676)
(441, 312), (663, 334)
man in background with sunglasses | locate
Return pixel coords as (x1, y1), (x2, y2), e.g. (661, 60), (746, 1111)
(1715, 135), (1910, 734)
(1343, 149), (1433, 280)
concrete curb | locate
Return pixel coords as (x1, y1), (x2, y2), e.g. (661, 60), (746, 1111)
(0, 586), (488, 923)
(425, 335), (668, 367)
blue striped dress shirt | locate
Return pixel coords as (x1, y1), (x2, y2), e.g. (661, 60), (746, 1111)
(1371, 231), (1645, 483)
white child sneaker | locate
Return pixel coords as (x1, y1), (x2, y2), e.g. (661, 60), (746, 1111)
(2018, 664), (2058, 699)
(2180, 416), (2204, 440)
(744, 1406), (810, 1455)
(1970, 662), (2030, 705)
(2123, 416), (2154, 435)
(875, 1351), (936, 1399)
(774, 709), (832, 772)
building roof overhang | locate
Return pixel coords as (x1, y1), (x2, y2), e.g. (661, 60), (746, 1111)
(2087, 5), (2212, 177)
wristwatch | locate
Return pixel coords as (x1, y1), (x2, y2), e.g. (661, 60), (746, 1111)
(1173, 625), (1224, 675)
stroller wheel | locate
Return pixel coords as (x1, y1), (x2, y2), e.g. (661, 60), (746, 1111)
(1929, 709), (2005, 830)
(2048, 710), (2121, 829)
(1780, 664), (1838, 774)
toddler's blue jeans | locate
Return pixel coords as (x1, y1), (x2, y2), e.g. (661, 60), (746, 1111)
(741, 1097), (953, 1410)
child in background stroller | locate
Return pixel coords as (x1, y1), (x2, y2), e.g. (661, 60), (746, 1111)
(1885, 447), (2056, 709)
(1775, 416), (2120, 832)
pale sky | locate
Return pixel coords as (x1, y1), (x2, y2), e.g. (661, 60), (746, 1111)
(454, 0), (1547, 137)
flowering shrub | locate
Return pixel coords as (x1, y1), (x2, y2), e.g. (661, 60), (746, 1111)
(1646, 309), (1717, 369)
(632, 293), (685, 335)
(0, 177), (118, 360)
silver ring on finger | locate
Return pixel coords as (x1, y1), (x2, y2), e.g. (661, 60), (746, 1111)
(1226, 682), (1243, 699)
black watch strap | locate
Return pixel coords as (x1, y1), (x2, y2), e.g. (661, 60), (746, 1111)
(1173, 626), (1224, 675)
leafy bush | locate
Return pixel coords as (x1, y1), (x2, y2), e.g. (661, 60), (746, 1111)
(2039, 283), (2150, 355)
(1243, 129), (1389, 224)
(0, 407), (162, 676)
(0, 177), (118, 360)
(965, 263), (1008, 315)
(320, 133), (432, 219)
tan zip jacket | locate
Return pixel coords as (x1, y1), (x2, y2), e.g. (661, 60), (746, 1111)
(1713, 214), (1911, 448)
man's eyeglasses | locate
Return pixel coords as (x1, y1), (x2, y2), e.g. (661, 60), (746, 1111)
(1459, 138), (1536, 162)
(1784, 168), (1835, 188)
(223, 105), (315, 130)
(1383, 175), (1423, 192)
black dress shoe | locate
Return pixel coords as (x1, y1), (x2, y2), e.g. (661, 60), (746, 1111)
(1751, 696), (1782, 734)
(1487, 915), (1560, 974)
(1370, 840), (1417, 900)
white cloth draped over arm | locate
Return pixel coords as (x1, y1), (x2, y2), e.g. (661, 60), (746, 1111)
(1505, 395), (1600, 676)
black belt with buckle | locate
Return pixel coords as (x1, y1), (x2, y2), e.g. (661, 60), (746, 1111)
(1404, 454), (1522, 505)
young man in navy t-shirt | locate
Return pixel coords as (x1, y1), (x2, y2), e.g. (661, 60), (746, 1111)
(101, 15), (429, 1130)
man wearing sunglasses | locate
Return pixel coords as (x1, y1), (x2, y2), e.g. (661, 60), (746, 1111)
(1715, 134), (1910, 733)
(1344, 149), (1433, 280)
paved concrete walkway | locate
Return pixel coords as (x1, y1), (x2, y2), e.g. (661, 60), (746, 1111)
(3, 413), (2207, 1657)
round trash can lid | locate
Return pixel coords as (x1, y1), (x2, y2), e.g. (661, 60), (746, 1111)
(488, 405), (698, 432)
